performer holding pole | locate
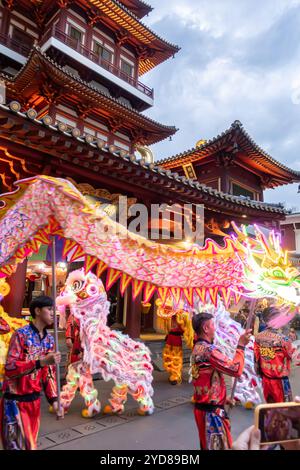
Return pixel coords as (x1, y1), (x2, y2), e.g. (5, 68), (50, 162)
(51, 236), (63, 419)
(228, 299), (256, 414)
(191, 312), (251, 450)
(0, 294), (62, 450)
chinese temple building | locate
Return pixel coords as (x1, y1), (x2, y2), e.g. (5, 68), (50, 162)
(158, 120), (300, 236)
(0, 1), (299, 338)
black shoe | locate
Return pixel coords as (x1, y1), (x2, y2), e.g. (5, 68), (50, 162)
(169, 380), (178, 385)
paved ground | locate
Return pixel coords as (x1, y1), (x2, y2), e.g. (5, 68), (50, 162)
(30, 364), (300, 450)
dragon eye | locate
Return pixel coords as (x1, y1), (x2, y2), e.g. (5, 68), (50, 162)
(72, 280), (85, 293)
(272, 269), (284, 278)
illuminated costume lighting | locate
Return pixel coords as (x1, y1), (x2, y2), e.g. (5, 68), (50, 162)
(57, 269), (154, 417)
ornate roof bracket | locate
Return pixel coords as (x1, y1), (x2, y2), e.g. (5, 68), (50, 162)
(216, 150), (235, 168)
(115, 28), (131, 46)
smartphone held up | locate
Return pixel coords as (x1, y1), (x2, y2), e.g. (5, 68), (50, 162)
(255, 402), (300, 445)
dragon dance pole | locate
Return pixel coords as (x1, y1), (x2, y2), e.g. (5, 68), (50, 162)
(51, 236), (63, 419)
(227, 298), (257, 416)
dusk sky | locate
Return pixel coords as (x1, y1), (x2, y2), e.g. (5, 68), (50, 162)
(141, 0), (300, 211)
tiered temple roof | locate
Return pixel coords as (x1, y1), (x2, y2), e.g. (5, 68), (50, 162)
(1, 47), (177, 145)
(0, 101), (287, 222)
(9, 0), (179, 75)
(158, 121), (300, 188)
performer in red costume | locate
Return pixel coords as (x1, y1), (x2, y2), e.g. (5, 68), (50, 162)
(254, 307), (294, 403)
(163, 316), (184, 385)
(65, 312), (82, 365)
(191, 312), (251, 450)
(0, 296), (62, 450)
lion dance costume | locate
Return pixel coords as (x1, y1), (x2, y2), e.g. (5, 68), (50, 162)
(57, 269), (154, 418)
(157, 298), (194, 385)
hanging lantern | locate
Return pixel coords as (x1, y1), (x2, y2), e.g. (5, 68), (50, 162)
(141, 302), (151, 314)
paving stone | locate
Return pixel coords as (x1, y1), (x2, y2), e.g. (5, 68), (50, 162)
(167, 396), (191, 405)
(36, 436), (56, 450)
(72, 422), (106, 436)
(96, 415), (126, 428)
(46, 428), (82, 444)
(155, 399), (179, 410)
(121, 409), (142, 421)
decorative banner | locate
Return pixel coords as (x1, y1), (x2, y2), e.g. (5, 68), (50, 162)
(157, 287), (169, 305)
(143, 283), (157, 303)
(106, 268), (121, 291)
(26, 239), (41, 254)
(69, 245), (86, 262)
(34, 229), (50, 245)
(132, 279), (144, 300)
(170, 287), (181, 308)
(84, 255), (98, 274)
(119, 273), (132, 296)
(233, 291), (242, 304)
(195, 287), (207, 304)
(208, 287), (219, 306)
(220, 287), (232, 309)
(63, 239), (77, 258)
(183, 288), (194, 306)
(96, 261), (107, 278)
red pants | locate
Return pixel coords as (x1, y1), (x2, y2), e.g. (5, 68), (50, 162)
(194, 407), (232, 450)
(0, 397), (40, 450)
(262, 377), (292, 403)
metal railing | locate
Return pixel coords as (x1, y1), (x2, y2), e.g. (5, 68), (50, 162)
(41, 25), (154, 99)
(0, 32), (32, 57)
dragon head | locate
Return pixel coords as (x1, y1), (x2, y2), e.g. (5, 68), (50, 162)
(232, 223), (300, 326)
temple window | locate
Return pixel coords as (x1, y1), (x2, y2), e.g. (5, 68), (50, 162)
(93, 41), (113, 64)
(231, 182), (255, 200)
(120, 58), (134, 78)
(114, 140), (130, 151)
(84, 126), (108, 142)
(66, 19), (85, 48)
(11, 26), (34, 49)
(69, 26), (82, 43)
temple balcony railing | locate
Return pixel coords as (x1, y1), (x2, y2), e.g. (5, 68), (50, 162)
(0, 33), (32, 65)
(40, 25), (154, 105)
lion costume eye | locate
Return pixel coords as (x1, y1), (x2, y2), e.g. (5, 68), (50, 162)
(72, 280), (85, 293)
(86, 283), (99, 296)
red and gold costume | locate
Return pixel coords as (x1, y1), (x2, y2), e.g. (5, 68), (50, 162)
(163, 324), (184, 383)
(191, 339), (245, 450)
(65, 313), (82, 364)
(0, 323), (57, 450)
(254, 328), (293, 403)
(162, 313), (194, 384)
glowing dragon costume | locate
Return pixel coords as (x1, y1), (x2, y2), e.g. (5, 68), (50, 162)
(0, 176), (300, 408)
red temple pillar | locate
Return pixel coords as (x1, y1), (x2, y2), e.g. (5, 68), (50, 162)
(124, 285), (142, 339)
(2, 259), (28, 317)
